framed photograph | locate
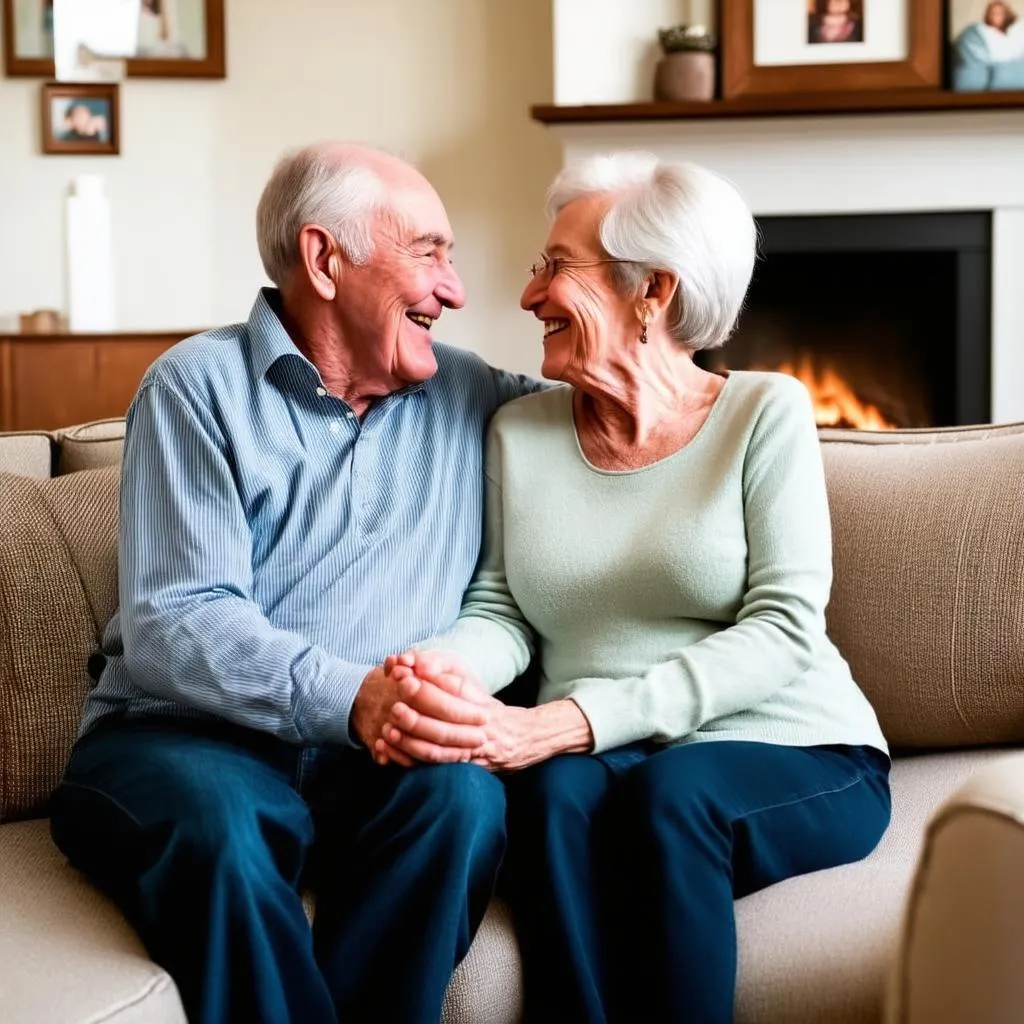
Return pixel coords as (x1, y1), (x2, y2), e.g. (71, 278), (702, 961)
(41, 81), (119, 155)
(949, 1), (1024, 91)
(3, 0), (225, 78)
(722, 0), (943, 98)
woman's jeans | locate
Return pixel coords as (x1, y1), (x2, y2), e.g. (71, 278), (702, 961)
(49, 718), (507, 1024)
(501, 739), (891, 1024)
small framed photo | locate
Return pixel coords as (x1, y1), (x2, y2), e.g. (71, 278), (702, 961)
(722, 0), (943, 98)
(41, 82), (119, 155)
(949, 1), (1024, 91)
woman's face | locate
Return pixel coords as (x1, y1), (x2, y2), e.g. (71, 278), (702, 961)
(986, 3), (1010, 29)
(520, 193), (640, 384)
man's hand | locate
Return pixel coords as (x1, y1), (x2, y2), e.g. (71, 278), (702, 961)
(351, 664), (488, 767)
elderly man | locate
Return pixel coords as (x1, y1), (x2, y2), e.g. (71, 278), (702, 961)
(49, 143), (535, 1024)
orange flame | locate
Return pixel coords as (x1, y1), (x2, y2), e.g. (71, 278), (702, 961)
(776, 357), (895, 430)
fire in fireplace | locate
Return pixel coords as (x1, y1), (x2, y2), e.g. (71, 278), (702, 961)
(772, 357), (894, 431)
(696, 212), (992, 429)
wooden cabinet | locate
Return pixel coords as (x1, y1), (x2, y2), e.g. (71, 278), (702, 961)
(0, 331), (194, 431)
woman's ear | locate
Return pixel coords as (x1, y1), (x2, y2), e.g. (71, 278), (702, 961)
(296, 224), (339, 301)
(644, 270), (679, 319)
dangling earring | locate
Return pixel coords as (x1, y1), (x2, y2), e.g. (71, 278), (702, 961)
(639, 305), (649, 344)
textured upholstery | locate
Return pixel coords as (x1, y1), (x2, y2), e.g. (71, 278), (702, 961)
(735, 749), (1007, 1024)
(56, 418), (126, 475)
(0, 466), (119, 822)
(0, 431), (52, 479)
(0, 818), (519, 1024)
(0, 819), (185, 1023)
(820, 423), (1024, 749)
(886, 753), (1024, 1024)
(0, 753), (997, 1024)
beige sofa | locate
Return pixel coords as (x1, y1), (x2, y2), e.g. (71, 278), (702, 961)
(0, 418), (1022, 1024)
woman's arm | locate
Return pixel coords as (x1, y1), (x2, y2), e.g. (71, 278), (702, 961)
(565, 380), (833, 753)
(413, 423), (535, 693)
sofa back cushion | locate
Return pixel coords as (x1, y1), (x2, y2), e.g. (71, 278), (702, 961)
(0, 431), (52, 479)
(0, 466), (119, 822)
(821, 423), (1024, 749)
(55, 418), (125, 476)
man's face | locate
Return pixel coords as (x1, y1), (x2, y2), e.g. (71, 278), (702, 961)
(337, 183), (465, 388)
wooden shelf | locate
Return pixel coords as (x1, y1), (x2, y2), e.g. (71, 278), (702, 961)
(531, 89), (1024, 124)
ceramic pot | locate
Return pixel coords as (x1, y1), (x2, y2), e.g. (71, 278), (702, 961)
(654, 50), (715, 102)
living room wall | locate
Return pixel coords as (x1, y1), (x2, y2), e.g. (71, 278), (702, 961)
(0, 0), (561, 375)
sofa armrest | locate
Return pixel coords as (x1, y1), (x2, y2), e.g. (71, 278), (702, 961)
(887, 753), (1024, 1024)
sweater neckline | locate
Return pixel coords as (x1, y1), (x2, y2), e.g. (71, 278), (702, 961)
(565, 372), (735, 477)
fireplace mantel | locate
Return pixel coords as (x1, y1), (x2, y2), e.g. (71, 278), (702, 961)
(545, 109), (1024, 424)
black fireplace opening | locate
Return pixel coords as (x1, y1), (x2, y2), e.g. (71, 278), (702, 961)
(696, 212), (992, 428)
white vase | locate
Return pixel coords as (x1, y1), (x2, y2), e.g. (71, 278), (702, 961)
(66, 175), (116, 332)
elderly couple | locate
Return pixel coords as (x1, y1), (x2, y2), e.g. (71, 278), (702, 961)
(49, 142), (890, 1024)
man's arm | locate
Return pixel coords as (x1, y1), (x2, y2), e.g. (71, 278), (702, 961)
(118, 378), (371, 746)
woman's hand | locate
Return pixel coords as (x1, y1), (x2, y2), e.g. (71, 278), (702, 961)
(377, 652), (594, 771)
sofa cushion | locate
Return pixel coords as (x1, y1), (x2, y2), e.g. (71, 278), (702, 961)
(0, 466), (120, 822)
(56, 418), (126, 475)
(0, 430), (52, 479)
(1, 818), (520, 1024)
(1, 752), (1000, 1024)
(734, 748), (1008, 1023)
(0, 820), (185, 1023)
(820, 423), (1024, 749)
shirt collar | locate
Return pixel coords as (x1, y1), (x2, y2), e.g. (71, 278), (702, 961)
(245, 286), (428, 403)
(246, 288), (313, 384)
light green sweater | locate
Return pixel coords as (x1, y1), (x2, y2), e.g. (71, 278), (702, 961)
(427, 371), (888, 756)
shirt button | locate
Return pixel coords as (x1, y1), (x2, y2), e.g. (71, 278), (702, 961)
(345, 411), (355, 419)
(329, 420), (341, 433)
(315, 386), (327, 397)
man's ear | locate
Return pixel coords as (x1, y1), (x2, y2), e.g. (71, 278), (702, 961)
(296, 225), (338, 301)
(644, 270), (679, 321)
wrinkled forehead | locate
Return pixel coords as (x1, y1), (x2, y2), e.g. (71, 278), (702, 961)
(545, 192), (613, 256)
(383, 183), (455, 247)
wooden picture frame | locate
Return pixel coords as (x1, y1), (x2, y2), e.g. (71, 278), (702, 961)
(3, 0), (225, 78)
(722, 0), (943, 98)
(41, 81), (120, 155)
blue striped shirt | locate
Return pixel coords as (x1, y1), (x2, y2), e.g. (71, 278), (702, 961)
(80, 289), (536, 744)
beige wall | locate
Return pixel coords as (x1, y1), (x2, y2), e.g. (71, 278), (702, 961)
(0, 0), (561, 375)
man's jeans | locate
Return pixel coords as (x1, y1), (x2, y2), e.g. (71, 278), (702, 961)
(50, 718), (506, 1024)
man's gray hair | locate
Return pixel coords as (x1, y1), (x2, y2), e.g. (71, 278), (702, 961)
(546, 153), (756, 351)
(256, 146), (388, 287)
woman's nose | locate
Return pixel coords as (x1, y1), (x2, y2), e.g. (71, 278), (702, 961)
(520, 272), (545, 311)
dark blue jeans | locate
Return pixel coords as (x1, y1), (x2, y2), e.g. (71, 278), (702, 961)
(502, 740), (891, 1024)
(49, 718), (506, 1024)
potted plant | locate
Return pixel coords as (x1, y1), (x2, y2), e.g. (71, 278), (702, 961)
(654, 24), (717, 102)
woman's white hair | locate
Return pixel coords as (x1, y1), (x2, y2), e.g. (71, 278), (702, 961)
(256, 145), (388, 287)
(547, 152), (756, 351)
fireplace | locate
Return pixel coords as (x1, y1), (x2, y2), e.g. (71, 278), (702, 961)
(696, 212), (992, 428)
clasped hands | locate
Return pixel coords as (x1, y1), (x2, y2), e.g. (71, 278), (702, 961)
(351, 651), (592, 773)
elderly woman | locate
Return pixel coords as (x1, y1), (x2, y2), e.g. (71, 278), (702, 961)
(379, 153), (890, 1023)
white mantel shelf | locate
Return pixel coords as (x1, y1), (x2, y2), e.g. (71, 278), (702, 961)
(544, 109), (1024, 424)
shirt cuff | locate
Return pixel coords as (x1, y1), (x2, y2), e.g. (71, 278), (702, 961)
(291, 654), (369, 747)
(568, 679), (649, 754)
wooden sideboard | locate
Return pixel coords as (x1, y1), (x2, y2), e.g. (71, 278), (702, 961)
(0, 331), (196, 431)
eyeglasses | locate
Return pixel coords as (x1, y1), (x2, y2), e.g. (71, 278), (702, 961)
(526, 253), (640, 281)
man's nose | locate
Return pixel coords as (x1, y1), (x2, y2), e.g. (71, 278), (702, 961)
(437, 262), (466, 310)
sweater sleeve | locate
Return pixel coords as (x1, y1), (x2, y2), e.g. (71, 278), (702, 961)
(417, 422), (535, 693)
(568, 380), (833, 752)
